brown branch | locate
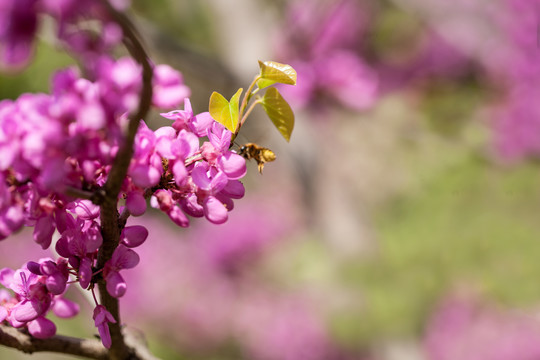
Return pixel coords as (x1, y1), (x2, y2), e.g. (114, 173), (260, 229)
(0, 324), (108, 359)
(0, 324), (160, 360)
(96, 2), (154, 360)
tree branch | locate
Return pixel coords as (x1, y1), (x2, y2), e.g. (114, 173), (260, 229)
(96, 2), (154, 360)
(0, 324), (108, 359)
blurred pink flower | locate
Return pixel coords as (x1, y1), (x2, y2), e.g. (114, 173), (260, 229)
(274, 0), (379, 112)
(425, 295), (540, 360)
(121, 198), (347, 359)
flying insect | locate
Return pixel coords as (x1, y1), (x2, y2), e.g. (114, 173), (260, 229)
(239, 143), (276, 173)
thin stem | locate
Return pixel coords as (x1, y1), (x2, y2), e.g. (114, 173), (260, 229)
(239, 98), (262, 128)
(64, 187), (94, 200)
(185, 153), (204, 167)
(238, 75), (261, 126)
(91, 287), (99, 306)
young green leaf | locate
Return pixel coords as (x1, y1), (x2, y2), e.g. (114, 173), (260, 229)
(209, 88), (243, 133)
(261, 87), (294, 142)
(257, 61), (297, 89)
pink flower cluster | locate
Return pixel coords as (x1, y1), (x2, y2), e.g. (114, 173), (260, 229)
(0, 0), (247, 348)
(132, 99), (246, 226)
(0, 58), (245, 342)
(0, 260), (79, 339)
(0, 0), (129, 70)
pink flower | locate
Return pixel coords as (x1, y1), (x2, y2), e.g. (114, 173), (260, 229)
(120, 225), (148, 248)
(0, 0), (39, 69)
(27, 316), (56, 339)
(103, 245), (139, 298)
(191, 164), (229, 224)
(152, 64), (191, 109)
(93, 305), (116, 348)
(160, 98), (213, 137)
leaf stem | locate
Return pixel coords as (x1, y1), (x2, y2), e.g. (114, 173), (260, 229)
(239, 98), (263, 128)
(238, 75), (261, 127)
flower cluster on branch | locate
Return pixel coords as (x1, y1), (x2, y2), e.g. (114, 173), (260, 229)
(0, 0), (250, 356)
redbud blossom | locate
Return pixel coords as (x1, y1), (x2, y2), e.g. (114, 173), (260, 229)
(93, 305), (116, 349)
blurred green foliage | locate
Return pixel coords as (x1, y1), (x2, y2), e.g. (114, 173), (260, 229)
(0, 42), (73, 100)
(335, 155), (540, 344)
(131, 0), (216, 53)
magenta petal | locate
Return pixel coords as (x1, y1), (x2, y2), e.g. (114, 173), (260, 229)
(155, 136), (173, 158)
(0, 268), (14, 287)
(105, 271), (127, 298)
(180, 194), (204, 217)
(111, 245), (139, 269)
(218, 152), (246, 180)
(203, 196), (228, 224)
(172, 161), (188, 186)
(83, 223), (103, 253)
(93, 305), (115, 349)
(191, 164), (211, 189)
(99, 322), (112, 348)
(121, 225), (148, 248)
(3, 206), (24, 232)
(208, 122), (230, 151)
(27, 261), (42, 275)
(221, 180), (245, 199)
(151, 189), (173, 211)
(52, 298), (80, 318)
(130, 164), (162, 188)
(9, 317), (25, 328)
(77, 102), (106, 130)
(33, 216), (55, 250)
(54, 210), (75, 234)
(215, 194), (234, 212)
(153, 83), (190, 109)
(27, 317), (56, 339)
(0, 306), (7, 322)
(190, 112), (214, 137)
(154, 126), (176, 139)
(182, 98), (193, 115)
(168, 206), (189, 227)
(38, 260), (55, 275)
(125, 191), (146, 217)
(45, 273), (67, 295)
(13, 299), (41, 322)
(210, 171), (228, 192)
(70, 200), (100, 220)
(172, 131), (198, 158)
(55, 236), (70, 258)
(41, 156), (66, 189)
(78, 257), (92, 289)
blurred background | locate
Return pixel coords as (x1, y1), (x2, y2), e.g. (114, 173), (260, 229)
(1, 0), (540, 359)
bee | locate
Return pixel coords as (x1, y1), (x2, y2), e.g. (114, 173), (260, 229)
(239, 143), (276, 173)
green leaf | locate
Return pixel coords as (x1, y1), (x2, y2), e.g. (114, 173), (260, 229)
(209, 88), (243, 133)
(257, 60), (297, 89)
(262, 87), (295, 142)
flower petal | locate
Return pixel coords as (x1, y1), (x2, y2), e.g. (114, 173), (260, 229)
(105, 271), (127, 298)
(203, 196), (228, 224)
(218, 152), (246, 180)
(27, 316), (56, 339)
(120, 225), (148, 248)
(52, 298), (80, 318)
(125, 191), (146, 217)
